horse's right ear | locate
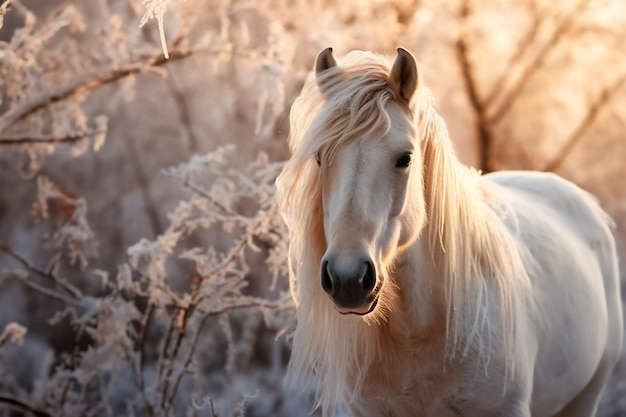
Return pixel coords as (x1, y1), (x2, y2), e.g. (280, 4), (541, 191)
(315, 47), (337, 76)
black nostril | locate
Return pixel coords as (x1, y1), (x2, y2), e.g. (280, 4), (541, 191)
(321, 260), (334, 294)
(361, 261), (376, 293)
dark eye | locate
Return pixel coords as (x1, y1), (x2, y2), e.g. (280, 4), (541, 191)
(395, 152), (412, 168)
(315, 151), (321, 166)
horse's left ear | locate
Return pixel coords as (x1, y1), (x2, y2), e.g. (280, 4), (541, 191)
(389, 47), (419, 105)
(315, 47), (337, 76)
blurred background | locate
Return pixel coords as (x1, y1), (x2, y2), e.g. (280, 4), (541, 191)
(0, 0), (625, 415)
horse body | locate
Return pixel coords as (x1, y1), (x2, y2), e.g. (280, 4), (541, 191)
(346, 171), (622, 417)
(276, 48), (622, 417)
(488, 171), (623, 417)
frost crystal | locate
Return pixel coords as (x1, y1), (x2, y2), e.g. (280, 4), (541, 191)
(139, 0), (172, 58)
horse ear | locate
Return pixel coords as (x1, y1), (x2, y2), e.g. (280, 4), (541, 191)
(315, 47), (337, 76)
(389, 47), (418, 105)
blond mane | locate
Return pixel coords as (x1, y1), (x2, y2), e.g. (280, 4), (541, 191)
(276, 50), (535, 415)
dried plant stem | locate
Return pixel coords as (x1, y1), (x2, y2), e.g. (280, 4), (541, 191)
(160, 304), (192, 409)
(157, 306), (180, 382)
(159, 275), (205, 410)
(163, 309), (212, 413)
(0, 241), (82, 299)
(166, 67), (200, 155)
(138, 302), (155, 391)
(0, 128), (106, 146)
(58, 377), (74, 417)
(163, 299), (277, 413)
(0, 43), (259, 136)
(0, 48), (190, 134)
(183, 179), (238, 216)
(123, 123), (164, 236)
(0, 394), (51, 417)
(208, 207), (276, 278)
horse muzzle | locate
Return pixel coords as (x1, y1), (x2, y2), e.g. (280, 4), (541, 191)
(320, 255), (379, 315)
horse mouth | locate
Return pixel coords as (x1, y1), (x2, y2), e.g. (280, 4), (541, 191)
(336, 295), (379, 315)
(334, 288), (380, 316)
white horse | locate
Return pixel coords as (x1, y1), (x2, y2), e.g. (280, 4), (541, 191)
(276, 47), (623, 417)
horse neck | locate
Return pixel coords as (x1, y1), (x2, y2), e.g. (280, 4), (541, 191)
(383, 241), (448, 341)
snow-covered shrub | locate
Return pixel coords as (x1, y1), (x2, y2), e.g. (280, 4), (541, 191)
(0, 146), (292, 416)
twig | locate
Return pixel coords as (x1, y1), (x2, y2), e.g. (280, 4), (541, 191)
(0, 48), (193, 133)
(0, 394), (51, 417)
(58, 377), (74, 417)
(164, 309), (213, 413)
(166, 66), (200, 155)
(0, 43), (258, 135)
(207, 207), (275, 278)
(163, 298), (277, 413)
(138, 302), (154, 391)
(159, 295), (198, 410)
(209, 399), (219, 417)
(122, 116), (164, 236)
(161, 297), (193, 408)
(543, 70), (626, 172)
(13, 273), (82, 307)
(0, 241), (82, 299)
(157, 306), (180, 382)
(182, 179), (238, 216)
(0, 128), (106, 146)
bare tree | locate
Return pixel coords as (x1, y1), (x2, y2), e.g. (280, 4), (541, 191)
(454, 0), (626, 174)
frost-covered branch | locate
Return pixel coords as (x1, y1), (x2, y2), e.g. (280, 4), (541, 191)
(0, 241), (82, 300)
(0, 129), (106, 146)
(0, 0), (291, 190)
(116, 146), (291, 414)
(0, 48), (192, 135)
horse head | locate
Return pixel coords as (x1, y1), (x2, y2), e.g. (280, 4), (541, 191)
(313, 48), (427, 315)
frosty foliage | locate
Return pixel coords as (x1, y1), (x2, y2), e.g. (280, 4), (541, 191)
(0, 0), (301, 414)
(0, 146), (291, 416)
(0, 0), (290, 176)
(0, 0), (113, 177)
(0, 0), (624, 415)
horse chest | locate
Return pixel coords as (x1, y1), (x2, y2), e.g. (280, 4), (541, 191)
(354, 338), (444, 410)
(354, 368), (500, 417)
(353, 339), (504, 417)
